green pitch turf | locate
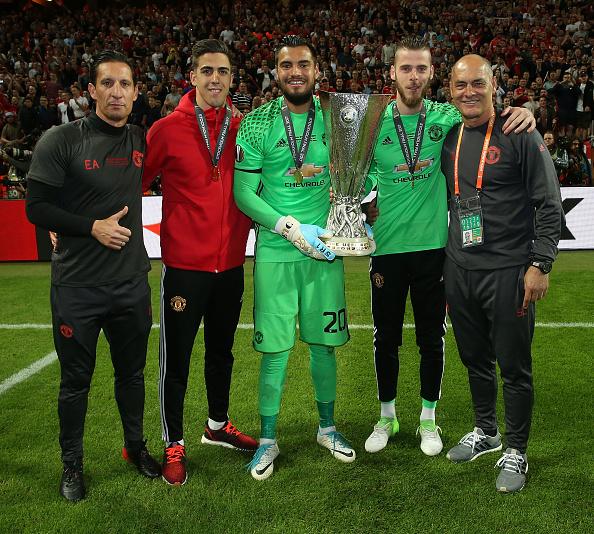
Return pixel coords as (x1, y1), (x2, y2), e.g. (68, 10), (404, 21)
(0, 253), (593, 533)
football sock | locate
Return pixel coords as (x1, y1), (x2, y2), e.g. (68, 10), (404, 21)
(207, 418), (225, 431)
(260, 415), (278, 441)
(258, 350), (290, 416)
(309, 344), (337, 403)
(319, 424), (336, 436)
(167, 439), (184, 447)
(420, 398), (437, 423)
(380, 400), (396, 419)
(317, 401), (335, 430)
(258, 350), (290, 441)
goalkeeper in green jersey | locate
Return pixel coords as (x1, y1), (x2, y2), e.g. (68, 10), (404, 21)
(234, 35), (355, 480)
(363, 36), (536, 458)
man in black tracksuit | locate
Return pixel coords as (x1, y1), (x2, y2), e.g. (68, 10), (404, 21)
(440, 55), (563, 494)
(26, 51), (160, 502)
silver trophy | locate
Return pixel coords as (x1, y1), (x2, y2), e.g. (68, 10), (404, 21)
(319, 91), (391, 256)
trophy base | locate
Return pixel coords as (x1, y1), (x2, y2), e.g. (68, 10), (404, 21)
(321, 236), (376, 256)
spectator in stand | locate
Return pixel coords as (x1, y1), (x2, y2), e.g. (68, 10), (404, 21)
(57, 91), (73, 124)
(1, 112), (23, 146)
(548, 71), (581, 136)
(535, 97), (556, 135)
(18, 96), (38, 135)
(145, 95), (162, 128)
(543, 131), (569, 184)
(232, 81), (252, 113)
(575, 70), (593, 140)
(566, 137), (592, 186)
(256, 60), (274, 93)
(44, 73), (61, 102)
(69, 85), (89, 120)
(38, 96), (60, 131)
(522, 90), (538, 115)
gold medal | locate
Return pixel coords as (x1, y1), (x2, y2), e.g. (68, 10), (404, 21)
(294, 169), (303, 184)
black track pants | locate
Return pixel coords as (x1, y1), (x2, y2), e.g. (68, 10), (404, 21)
(370, 249), (446, 404)
(158, 265), (244, 443)
(444, 257), (534, 452)
(51, 276), (152, 463)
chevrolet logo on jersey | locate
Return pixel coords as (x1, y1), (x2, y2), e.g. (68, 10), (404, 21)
(285, 164), (325, 178)
(394, 158), (434, 174)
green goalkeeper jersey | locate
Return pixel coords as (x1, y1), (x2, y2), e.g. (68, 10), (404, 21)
(234, 97), (331, 263)
(366, 99), (461, 255)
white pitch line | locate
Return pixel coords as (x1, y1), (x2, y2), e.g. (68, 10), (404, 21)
(1, 320), (593, 396)
(1, 322), (594, 330)
(0, 351), (57, 396)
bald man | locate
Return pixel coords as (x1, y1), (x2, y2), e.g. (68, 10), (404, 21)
(440, 55), (563, 493)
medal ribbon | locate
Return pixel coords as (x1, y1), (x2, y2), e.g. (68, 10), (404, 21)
(194, 105), (232, 177)
(281, 98), (316, 178)
(454, 113), (495, 197)
(392, 102), (427, 186)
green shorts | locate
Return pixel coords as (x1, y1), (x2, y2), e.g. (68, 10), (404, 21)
(253, 258), (349, 353)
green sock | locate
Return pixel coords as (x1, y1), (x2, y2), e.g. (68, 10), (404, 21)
(317, 400), (335, 429)
(260, 415), (278, 440)
(309, 344), (337, 403)
(420, 398), (437, 425)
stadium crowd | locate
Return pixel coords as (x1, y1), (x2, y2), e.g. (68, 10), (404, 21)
(0, 0), (593, 198)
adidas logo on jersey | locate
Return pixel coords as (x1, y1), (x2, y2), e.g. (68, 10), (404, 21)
(275, 138), (288, 148)
(382, 136), (394, 145)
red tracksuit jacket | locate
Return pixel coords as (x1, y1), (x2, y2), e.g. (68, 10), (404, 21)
(143, 89), (251, 272)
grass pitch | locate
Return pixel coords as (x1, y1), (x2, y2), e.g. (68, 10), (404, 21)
(0, 253), (593, 533)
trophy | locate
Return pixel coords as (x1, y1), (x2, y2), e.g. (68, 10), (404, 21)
(319, 91), (391, 256)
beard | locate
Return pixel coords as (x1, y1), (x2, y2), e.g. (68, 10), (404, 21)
(394, 78), (429, 108)
(280, 79), (315, 107)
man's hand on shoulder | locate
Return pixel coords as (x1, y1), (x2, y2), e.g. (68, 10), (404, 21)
(501, 106), (536, 134)
(91, 206), (132, 250)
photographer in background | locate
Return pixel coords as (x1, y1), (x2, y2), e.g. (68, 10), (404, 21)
(543, 131), (569, 184)
(1, 142), (34, 199)
(566, 137), (592, 186)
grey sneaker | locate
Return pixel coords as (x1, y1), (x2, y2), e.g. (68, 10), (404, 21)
(495, 448), (528, 493)
(446, 427), (502, 463)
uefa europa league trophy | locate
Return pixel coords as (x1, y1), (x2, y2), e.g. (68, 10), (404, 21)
(319, 91), (391, 256)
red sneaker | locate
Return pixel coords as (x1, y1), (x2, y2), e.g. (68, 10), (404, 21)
(201, 420), (258, 451)
(162, 443), (187, 486)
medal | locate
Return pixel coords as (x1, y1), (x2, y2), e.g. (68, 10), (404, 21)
(194, 105), (231, 182)
(393, 102), (426, 191)
(281, 99), (315, 186)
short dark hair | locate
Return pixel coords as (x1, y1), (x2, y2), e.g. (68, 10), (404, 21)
(90, 50), (135, 85)
(274, 35), (318, 66)
(394, 35), (430, 62)
(191, 39), (232, 70)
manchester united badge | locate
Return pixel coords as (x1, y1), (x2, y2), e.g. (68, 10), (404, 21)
(170, 296), (187, 312)
(372, 273), (384, 289)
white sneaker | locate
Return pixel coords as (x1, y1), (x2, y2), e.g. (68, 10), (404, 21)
(416, 423), (443, 456)
(248, 442), (280, 481)
(317, 430), (356, 463)
(365, 417), (399, 453)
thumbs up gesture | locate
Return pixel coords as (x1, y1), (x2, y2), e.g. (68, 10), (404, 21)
(91, 206), (132, 250)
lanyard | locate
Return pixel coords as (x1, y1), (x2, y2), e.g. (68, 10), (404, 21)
(454, 113), (495, 197)
(281, 98), (315, 184)
(194, 105), (232, 181)
(392, 101), (426, 188)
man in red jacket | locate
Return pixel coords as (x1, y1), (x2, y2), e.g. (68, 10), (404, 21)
(143, 39), (257, 486)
